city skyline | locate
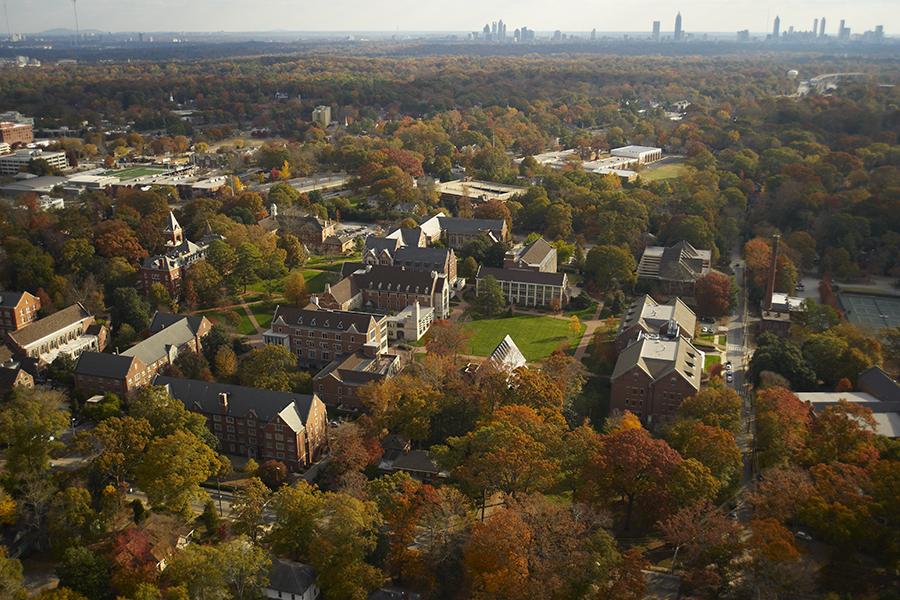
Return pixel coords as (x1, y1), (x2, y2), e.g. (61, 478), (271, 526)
(4, 0), (897, 35)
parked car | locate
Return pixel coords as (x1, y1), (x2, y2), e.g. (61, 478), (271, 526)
(796, 282), (806, 290)
(725, 363), (733, 372)
(700, 317), (716, 324)
(726, 372), (734, 383)
(795, 531), (813, 542)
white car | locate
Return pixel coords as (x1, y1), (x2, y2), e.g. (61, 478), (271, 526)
(726, 372), (734, 383)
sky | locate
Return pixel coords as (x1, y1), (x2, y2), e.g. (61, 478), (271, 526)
(7, 0), (899, 35)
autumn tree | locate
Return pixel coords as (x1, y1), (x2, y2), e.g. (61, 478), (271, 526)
(805, 400), (879, 466)
(425, 320), (472, 357)
(230, 478), (271, 543)
(0, 387), (70, 477)
(676, 383), (742, 434)
(283, 271), (309, 307)
(754, 387), (810, 469)
(694, 271), (734, 318)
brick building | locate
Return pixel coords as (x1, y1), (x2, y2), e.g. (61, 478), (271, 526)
(0, 122), (34, 146)
(437, 216), (509, 249)
(6, 303), (103, 366)
(616, 295), (697, 351)
(503, 237), (557, 273)
(155, 376), (328, 470)
(362, 245), (457, 284)
(314, 265), (450, 319)
(0, 291), (41, 333)
(610, 333), (704, 427)
(263, 305), (388, 369)
(313, 346), (402, 413)
(140, 213), (222, 297)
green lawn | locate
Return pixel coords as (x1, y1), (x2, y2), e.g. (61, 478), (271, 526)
(249, 302), (276, 329)
(306, 253), (362, 270)
(246, 269), (333, 296)
(102, 166), (167, 180)
(198, 308), (257, 336)
(641, 162), (688, 182)
(461, 314), (585, 361)
(705, 353), (722, 369)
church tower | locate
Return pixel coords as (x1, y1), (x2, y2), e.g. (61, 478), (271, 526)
(164, 210), (184, 246)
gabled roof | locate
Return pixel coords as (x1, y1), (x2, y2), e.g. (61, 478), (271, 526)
(122, 318), (198, 365)
(154, 376), (318, 433)
(7, 303), (92, 348)
(353, 265), (444, 295)
(267, 559), (317, 595)
(75, 351), (140, 380)
(437, 216), (505, 235)
(364, 235), (401, 254)
(518, 237), (555, 266)
(476, 266), (566, 286)
(391, 450), (441, 475)
(0, 291), (29, 308)
(0, 366), (30, 393)
(272, 306), (379, 333)
(611, 334), (702, 390)
(638, 241), (711, 283)
(619, 295), (696, 338)
(149, 312), (208, 336)
(393, 246), (451, 266)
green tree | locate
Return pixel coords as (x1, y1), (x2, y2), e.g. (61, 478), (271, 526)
(232, 243), (263, 292)
(231, 478), (271, 543)
(584, 245), (637, 292)
(206, 240), (237, 275)
(237, 345), (303, 392)
(0, 387), (70, 477)
(0, 546), (25, 600)
(213, 346), (238, 379)
(283, 271), (309, 307)
(475, 275), (506, 317)
(135, 431), (224, 517)
(47, 487), (98, 553)
(128, 386), (216, 447)
(112, 287), (151, 332)
(186, 261), (223, 307)
(459, 256), (479, 279)
(58, 546), (111, 600)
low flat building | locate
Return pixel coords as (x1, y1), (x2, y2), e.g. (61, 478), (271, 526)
(610, 332), (704, 427)
(610, 145), (663, 164)
(796, 391), (900, 439)
(0, 290), (41, 333)
(313, 347), (402, 413)
(263, 305), (388, 369)
(503, 237), (557, 273)
(617, 295), (697, 351)
(0, 121), (33, 145)
(637, 241), (712, 298)
(437, 179), (526, 205)
(475, 266), (568, 308)
(0, 175), (68, 195)
(155, 376), (328, 470)
(0, 149), (68, 175)
(5, 303), (102, 366)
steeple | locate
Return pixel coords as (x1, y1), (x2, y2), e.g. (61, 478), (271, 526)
(164, 210), (184, 246)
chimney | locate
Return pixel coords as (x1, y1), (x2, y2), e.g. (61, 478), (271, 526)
(218, 392), (229, 413)
(765, 234), (780, 311)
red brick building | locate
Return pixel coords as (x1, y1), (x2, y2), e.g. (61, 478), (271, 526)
(0, 291), (41, 333)
(0, 122), (33, 146)
(313, 346), (401, 413)
(155, 376), (328, 470)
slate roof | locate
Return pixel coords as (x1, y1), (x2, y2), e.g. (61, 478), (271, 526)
(75, 352), (139, 380)
(611, 333), (703, 390)
(0, 291), (26, 307)
(122, 318), (197, 365)
(272, 306), (379, 333)
(7, 303), (91, 348)
(437, 216), (505, 235)
(518, 237), (555, 266)
(391, 450), (441, 475)
(353, 265), (445, 294)
(394, 246), (451, 267)
(267, 559), (317, 595)
(858, 366), (900, 402)
(364, 235), (401, 254)
(154, 376), (317, 433)
(0, 366), (29, 393)
(149, 312), (208, 335)
(476, 266), (566, 286)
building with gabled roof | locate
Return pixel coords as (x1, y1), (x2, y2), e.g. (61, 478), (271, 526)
(610, 332), (704, 427)
(140, 213), (223, 297)
(437, 216), (508, 248)
(475, 266), (568, 308)
(263, 305), (388, 368)
(313, 346), (402, 413)
(617, 295), (697, 351)
(0, 290), (41, 333)
(503, 237), (557, 273)
(637, 241), (712, 297)
(154, 375), (328, 469)
(314, 265), (450, 319)
(363, 244), (457, 284)
(265, 559), (319, 600)
(6, 303), (101, 365)
(0, 364), (33, 396)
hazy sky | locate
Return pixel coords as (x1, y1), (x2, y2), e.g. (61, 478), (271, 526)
(8, 0), (899, 34)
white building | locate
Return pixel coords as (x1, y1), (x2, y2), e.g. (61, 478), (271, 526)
(610, 145), (663, 165)
(0, 149), (69, 175)
(387, 302), (434, 342)
(312, 105), (331, 128)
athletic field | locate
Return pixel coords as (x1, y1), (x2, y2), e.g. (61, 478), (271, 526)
(102, 166), (168, 180)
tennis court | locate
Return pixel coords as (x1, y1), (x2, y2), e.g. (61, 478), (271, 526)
(840, 293), (900, 331)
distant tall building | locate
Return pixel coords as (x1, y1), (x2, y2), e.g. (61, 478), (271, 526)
(813, 18), (818, 35)
(737, 29), (750, 42)
(819, 17), (826, 38)
(674, 12), (683, 41)
(312, 105), (331, 129)
(652, 20), (661, 42)
(772, 15), (781, 39)
(839, 19), (850, 40)
(591, 28), (597, 41)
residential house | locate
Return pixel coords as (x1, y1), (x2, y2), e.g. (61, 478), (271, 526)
(475, 266), (568, 308)
(378, 448), (445, 483)
(610, 332), (705, 427)
(0, 291), (41, 333)
(155, 376), (328, 470)
(263, 305), (388, 369)
(5, 303), (103, 366)
(503, 237), (557, 273)
(313, 346), (402, 413)
(616, 295), (697, 351)
(265, 559), (320, 600)
(637, 241), (712, 298)
(109, 514), (194, 573)
(314, 265), (450, 319)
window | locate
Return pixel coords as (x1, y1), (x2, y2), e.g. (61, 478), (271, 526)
(226, 425), (235, 433)
(225, 416), (234, 424)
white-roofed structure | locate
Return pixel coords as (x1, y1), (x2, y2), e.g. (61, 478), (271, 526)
(610, 145), (663, 164)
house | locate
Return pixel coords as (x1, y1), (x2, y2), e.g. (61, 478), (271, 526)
(265, 559), (320, 600)
(155, 376), (328, 469)
(616, 295), (697, 351)
(379, 448), (445, 483)
(437, 216), (509, 248)
(475, 266), (568, 308)
(314, 265), (450, 319)
(5, 303), (102, 366)
(0, 364), (33, 396)
(386, 302), (434, 342)
(637, 241), (712, 298)
(110, 514), (194, 573)
(74, 314), (211, 395)
(0, 291), (41, 333)
(313, 347), (402, 413)
(610, 332), (704, 427)
(363, 244), (458, 284)
(263, 305), (388, 369)
(503, 237), (557, 273)
(140, 213), (223, 297)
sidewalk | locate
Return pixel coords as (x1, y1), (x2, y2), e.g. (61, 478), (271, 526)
(573, 302), (605, 362)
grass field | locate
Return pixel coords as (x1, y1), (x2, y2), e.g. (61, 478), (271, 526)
(102, 166), (168, 180)
(705, 354), (722, 369)
(462, 314), (585, 361)
(198, 308), (256, 336)
(641, 162), (688, 182)
(249, 302), (276, 329)
(246, 269), (333, 297)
